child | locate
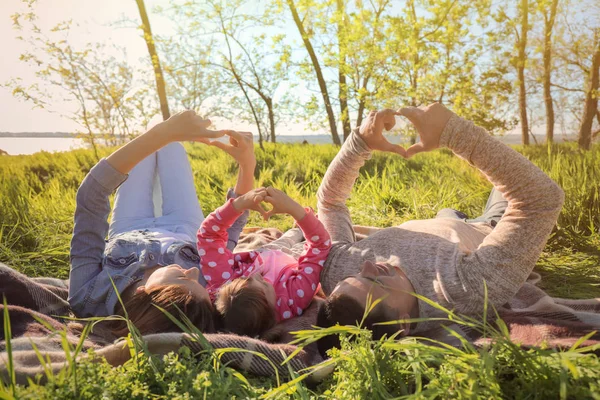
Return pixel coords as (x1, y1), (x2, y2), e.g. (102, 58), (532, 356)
(197, 186), (331, 337)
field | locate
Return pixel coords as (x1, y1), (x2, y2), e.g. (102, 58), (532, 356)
(1, 142), (600, 398)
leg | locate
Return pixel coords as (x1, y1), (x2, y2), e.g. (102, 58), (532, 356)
(260, 228), (305, 259)
(108, 153), (157, 238)
(435, 208), (469, 221)
(468, 187), (508, 227)
(155, 142), (204, 239)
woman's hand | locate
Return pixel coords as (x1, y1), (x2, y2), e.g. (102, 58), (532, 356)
(397, 103), (455, 158)
(357, 109), (407, 156)
(232, 187), (269, 219)
(209, 130), (256, 168)
(263, 187), (306, 221)
(155, 110), (225, 143)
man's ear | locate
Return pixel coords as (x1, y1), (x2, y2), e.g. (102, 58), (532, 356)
(399, 313), (411, 337)
(135, 286), (146, 294)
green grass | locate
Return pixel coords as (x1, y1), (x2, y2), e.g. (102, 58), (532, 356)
(1, 142), (600, 398)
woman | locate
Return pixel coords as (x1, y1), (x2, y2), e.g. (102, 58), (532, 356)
(68, 110), (256, 336)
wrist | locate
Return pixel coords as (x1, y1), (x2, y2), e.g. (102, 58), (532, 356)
(289, 203), (307, 221)
(238, 159), (256, 171)
(232, 197), (248, 212)
(149, 122), (181, 143)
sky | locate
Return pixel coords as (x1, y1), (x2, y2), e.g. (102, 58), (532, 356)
(0, 0), (273, 133)
(2, 0), (596, 138)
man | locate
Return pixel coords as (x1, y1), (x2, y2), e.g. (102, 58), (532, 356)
(315, 103), (564, 356)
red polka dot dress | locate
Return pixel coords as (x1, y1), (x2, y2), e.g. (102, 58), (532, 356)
(197, 199), (331, 321)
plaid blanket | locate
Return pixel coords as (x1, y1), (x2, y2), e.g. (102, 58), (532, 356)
(2, 228), (600, 385)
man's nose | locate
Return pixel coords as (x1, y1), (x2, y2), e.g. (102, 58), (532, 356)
(360, 260), (379, 277)
(184, 267), (200, 281)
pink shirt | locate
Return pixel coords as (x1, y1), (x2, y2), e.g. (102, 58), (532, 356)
(197, 199), (331, 321)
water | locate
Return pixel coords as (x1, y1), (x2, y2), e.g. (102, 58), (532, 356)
(0, 134), (579, 156)
(0, 137), (86, 155)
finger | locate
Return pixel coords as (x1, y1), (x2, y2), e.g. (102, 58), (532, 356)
(381, 110), (397, 131)
(201, 129), (226, 138)
(224, 130), (245, 141)
(406, 142), (426, 158)
(253, 187), (267, 195)
(208, 140), (233, 152)
(196, 118), (211, 128)
(396, 107), (423, 125)
(263, 209), (280, 221)
(252, 194), (266, 204)
(389, 144), (408, 158)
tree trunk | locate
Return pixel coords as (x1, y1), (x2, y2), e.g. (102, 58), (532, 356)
(337, 0), (351, 141)
(543, 0), (558, 144)
(286, 0), (341, 145)
(518, 0), (529, 145)
(355, 76), (370, 128)
(578, 31), (600, 150)
(266, 97), (276, 143)
(135, 0), (170, 121)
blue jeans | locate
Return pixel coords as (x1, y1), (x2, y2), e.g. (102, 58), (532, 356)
(436, 187), (508, 228)
(108, 142), (204, 240)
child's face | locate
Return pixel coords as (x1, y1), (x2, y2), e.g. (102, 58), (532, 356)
(249, 274), (277, 309)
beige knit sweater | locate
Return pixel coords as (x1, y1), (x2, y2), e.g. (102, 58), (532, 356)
(316, 115), (565, 333)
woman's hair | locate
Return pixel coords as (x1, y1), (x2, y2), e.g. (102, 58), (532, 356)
(216, 277), (276, 337)
(110, 284), (217, 337)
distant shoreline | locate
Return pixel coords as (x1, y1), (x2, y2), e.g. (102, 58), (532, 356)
(0, 132), (78, 138)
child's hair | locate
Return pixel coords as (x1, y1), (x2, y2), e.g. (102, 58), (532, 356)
(110, 284), (218, 337)
(216, 277), (277, 337)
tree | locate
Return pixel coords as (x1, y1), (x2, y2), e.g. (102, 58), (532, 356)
(159, 38), (221, 115)
(578, 30), (600, 150)
(286, 0), (341, 145)
(335, 0), (351, 140)
(166, 0), (291, 146)
(135, 0), (170, 121)
(7, 7), (154, 157)
(540, 0), (559, 143)
(345, 0), (392, 128)
(517, 0), (531, 145)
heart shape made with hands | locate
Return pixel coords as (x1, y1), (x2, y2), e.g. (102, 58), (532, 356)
(361, 103), (453, 158)
(242, 187), (299, 221)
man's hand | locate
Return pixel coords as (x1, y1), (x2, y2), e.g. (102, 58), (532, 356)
(357, 109), (406, 157)
(397, 103), (454, 158)
(209, 130), (256, 168)
(156, 110), (225, 143)
(263, 187), (306, 221)
(232, 187), (269, 219)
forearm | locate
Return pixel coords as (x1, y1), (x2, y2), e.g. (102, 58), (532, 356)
(106, 126), (172, 175)
(317, 129), (372, 243)
(441, 116), (564, 210)
(234, 162), (256, 195)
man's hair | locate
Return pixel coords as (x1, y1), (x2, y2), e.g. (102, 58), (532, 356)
(216, 277), (277, 337)
(110, 284), (217, 337)
(316, 293), (402, 359)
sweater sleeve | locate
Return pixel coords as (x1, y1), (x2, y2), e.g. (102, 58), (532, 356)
(197, 199), (243, 292)
(441, 115), (565, 313)
(316, 129), (372, 244)
(273, 210), (331, 320)
(69, 159), (128, 317)
(225, 188), (249, 251)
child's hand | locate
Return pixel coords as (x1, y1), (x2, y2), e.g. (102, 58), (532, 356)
(233, 187), (268, 218)
(264, 187), (306, 221)
(209, 130), (256, 168)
